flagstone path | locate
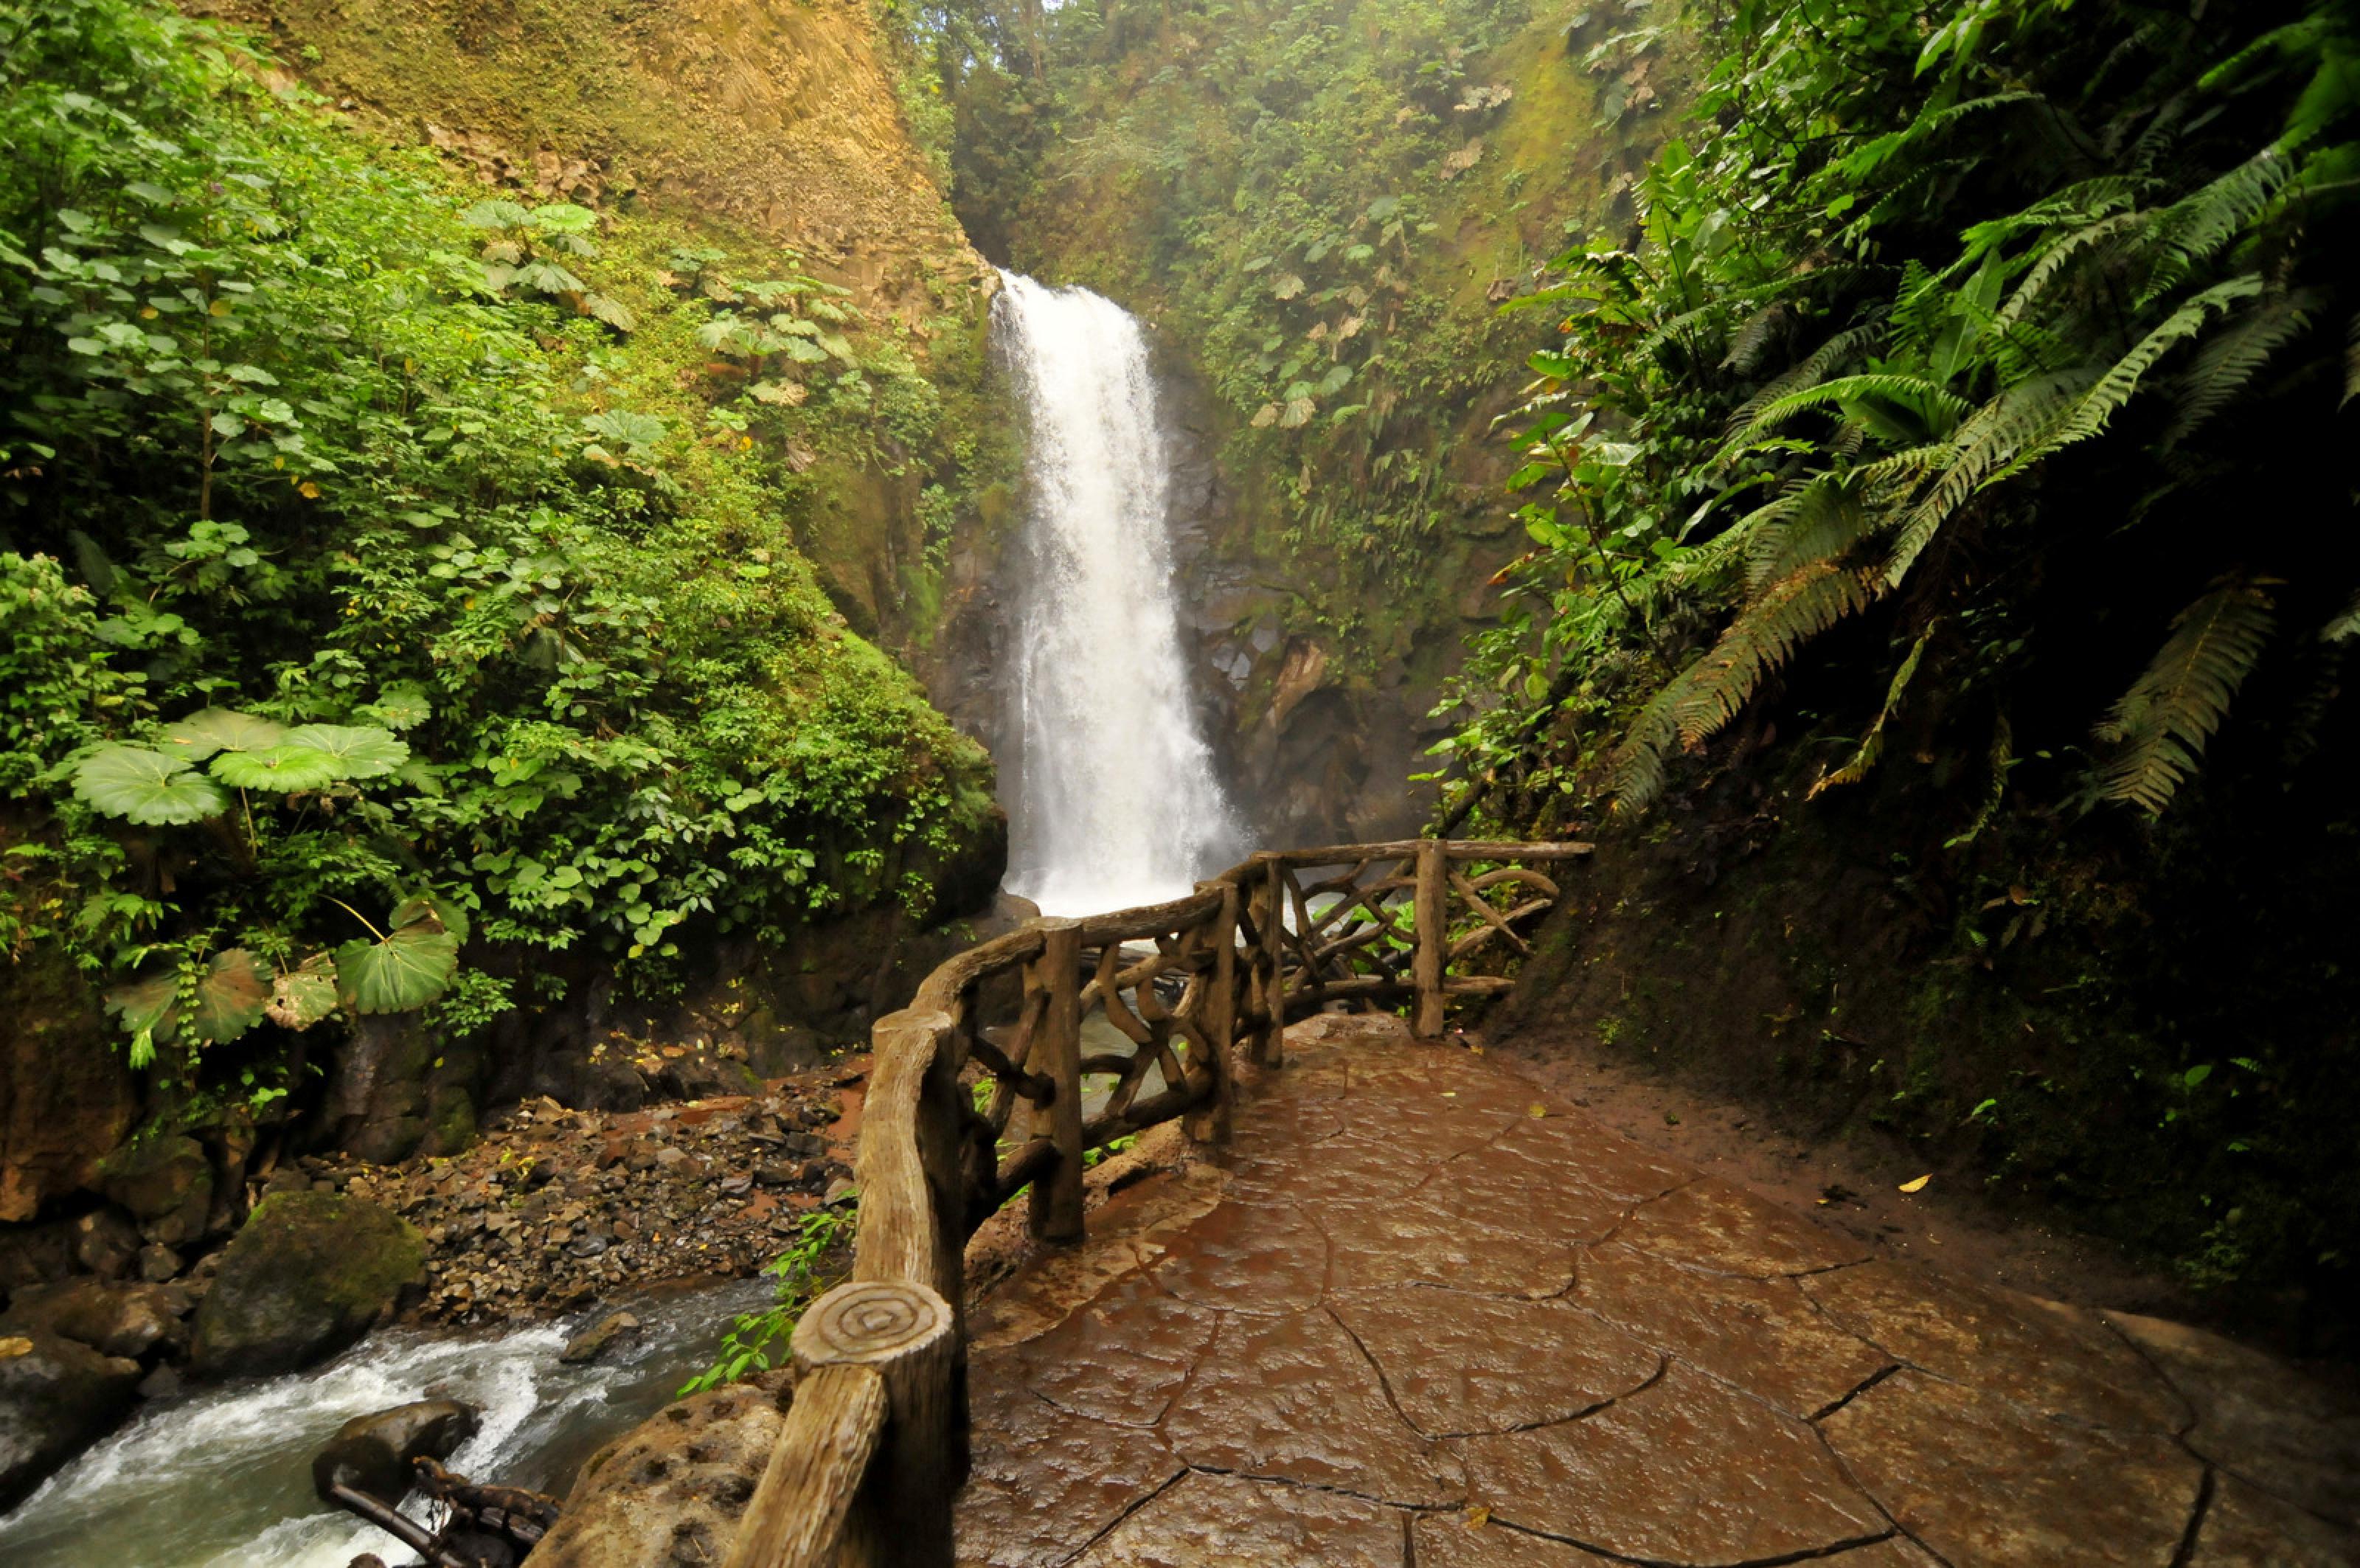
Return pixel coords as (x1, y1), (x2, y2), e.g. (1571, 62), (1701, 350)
(954, 1015), (2359, 1567)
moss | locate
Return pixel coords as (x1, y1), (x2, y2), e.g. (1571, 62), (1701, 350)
(190, 1191), (428, 1378)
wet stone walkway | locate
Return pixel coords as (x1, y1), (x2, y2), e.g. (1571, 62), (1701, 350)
(955, 1016), (2359, 1567)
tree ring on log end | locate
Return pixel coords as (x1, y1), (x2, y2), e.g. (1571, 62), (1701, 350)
(792, 1280), (953, 1370)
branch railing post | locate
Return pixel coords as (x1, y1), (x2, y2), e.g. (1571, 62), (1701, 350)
(1249, 853), (1286, 1065)
(1027, 918), (1085, 1243)
(1413, 838), (1447, 1038)
(1184, 879), (1238, 1144)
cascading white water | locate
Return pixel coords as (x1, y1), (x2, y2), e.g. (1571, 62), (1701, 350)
(0, 1277), (770, 1568)
(993, 270), (1240, 915)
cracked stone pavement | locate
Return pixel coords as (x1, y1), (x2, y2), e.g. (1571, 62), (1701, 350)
(954, 1015), (2360, 1567)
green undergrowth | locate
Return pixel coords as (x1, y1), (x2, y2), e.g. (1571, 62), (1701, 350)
(0, 0), (998, 1091)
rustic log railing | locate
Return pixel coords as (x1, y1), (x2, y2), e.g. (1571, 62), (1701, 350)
(721, 838), (1589, 1568)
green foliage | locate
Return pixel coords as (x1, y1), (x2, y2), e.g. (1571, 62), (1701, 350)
(1438, 0), (2357, 828)
(679, 1201), (854, 1395)
(0, 0), (996, 1086)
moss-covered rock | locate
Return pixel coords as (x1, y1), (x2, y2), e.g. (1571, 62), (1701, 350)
(189, 1192), (426, 1380)
(98, 1134), (212, 1248)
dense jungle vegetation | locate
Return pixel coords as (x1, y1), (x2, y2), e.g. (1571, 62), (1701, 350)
(902, 0), (2359, 1317)
(0, 0), (996, 1092)
(1432, 0), (2358, 1314)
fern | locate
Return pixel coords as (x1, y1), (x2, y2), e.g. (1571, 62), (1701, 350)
(2137, 149), (2290, 304)
(1993, 209), (2148, 329)
(2168, 287), (2318, 444)
(1724, 324), (1885, 437)
(1665, 561), (1885, 748)
(2345, 311), (2359, 407)
(1743, 471), (1874, 594)
(2094, 577), (2280, 814)
(1810, 625), (1934, 798)
(1725, 373), (1974, 449)
(1884, 368), (2097, 584)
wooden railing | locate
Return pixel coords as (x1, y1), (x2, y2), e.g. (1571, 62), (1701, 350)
(721, 839), (1589, 1568)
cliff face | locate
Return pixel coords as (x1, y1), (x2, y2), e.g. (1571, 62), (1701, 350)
(201, 0), (985, 316)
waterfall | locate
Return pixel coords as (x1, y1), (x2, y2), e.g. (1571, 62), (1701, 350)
(993, 271), (1239, 916)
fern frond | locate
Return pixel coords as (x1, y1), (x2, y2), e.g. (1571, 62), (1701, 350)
(2167, 288), (2317, 445)
(2137, 149), (2289, 305)
(2093, 577), (2279, 814)
(2345, 310), (2359, 408)
(1724, 323), (1885, 437)
(1743, 471), (1875, 594)
(1809, 625), (1934, 798)
(1884, 369), (2096, 584)
(2006, 274), (2264, 466)
(2322, 590), (2360, 643)
(1667, 561), (1885, 746)
(1993, 211), (2148, 329)
(1725, 373), (1974, 450)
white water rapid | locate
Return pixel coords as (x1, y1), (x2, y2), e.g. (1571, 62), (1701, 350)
(0, 1277), (769, 1568)
(993, 270), (1240, 916)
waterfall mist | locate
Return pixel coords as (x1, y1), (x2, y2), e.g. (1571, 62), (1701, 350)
(993, 271), (1240, 916)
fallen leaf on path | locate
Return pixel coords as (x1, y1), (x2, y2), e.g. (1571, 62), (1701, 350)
(1898, 1173), (1931, 1193)
(1463, 1505), (1491, 1528)
(1528, 1103), (1548, 1118)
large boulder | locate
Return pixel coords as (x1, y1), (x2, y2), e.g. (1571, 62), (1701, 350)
(0, 1328), (141, 1510)
(189, 1192), (426, 1379)
(312, 1398), (480, 1508)
(0, 1278), (190, 1361)
(0, 948), (138, 1224)
(530, 1375), (790, 1568)
(98, 1134), (213, 1248)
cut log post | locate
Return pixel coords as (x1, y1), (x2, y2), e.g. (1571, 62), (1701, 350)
(1027, 919), (1085, 1243)
(1184, 880), (1238, 1143)
(1413, 839), (1447, 1038)
(723, 1278), (957, 1568)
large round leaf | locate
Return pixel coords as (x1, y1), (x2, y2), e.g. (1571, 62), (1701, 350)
(157, 707), (286, 761)
(102, 948), (272, 1060)
(266, 954), (341, 1031)
(336, 925), (460, 1014)
(210, 744), (342, 792)
(389, 892), (471, 947)
(285, 724), (410, 780)
(190, 949), (271, 1044)
(360, 685), (432, 732)
(73, 746), (229, 825)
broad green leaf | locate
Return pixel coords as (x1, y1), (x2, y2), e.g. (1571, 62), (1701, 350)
(73, 746), (229, 824)
(190, 949), (271, 1044)
(285, 724), (409, 780)
(104, 969), (179, 1046)
(358, 684), (431, 731)
(461, 198), (532, 230)
(266, 954), (340, 1031)
(158, 707), (287, 760)
(526, 203), (599, 235)
(336, 926), (460, 1014)
(389, 891), (471, 947)
(210, 744), (342, 791)
(584, 294), (636, 332)
(580, 410), (667, 451)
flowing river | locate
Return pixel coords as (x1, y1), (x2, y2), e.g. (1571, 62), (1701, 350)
(0, 1277), (770, 1568)
(993, 270), (1240, 916)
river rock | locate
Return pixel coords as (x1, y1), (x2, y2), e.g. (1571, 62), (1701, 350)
(0, 1278), (189, 1361)
(0, 1328), (142, 1510)
(559, 1310), (641, 1365)
(137, 1243), (184, 1283)
(99, 1134), (213, 1248)
(190, 1191), (427, 1378)
(530, 1373), (790, 1568)
(311, 1398), (480, 1508)
(70, 1207), (142, 1281)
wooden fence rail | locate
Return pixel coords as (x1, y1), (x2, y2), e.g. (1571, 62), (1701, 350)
(721, 838), (1589, 1568)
